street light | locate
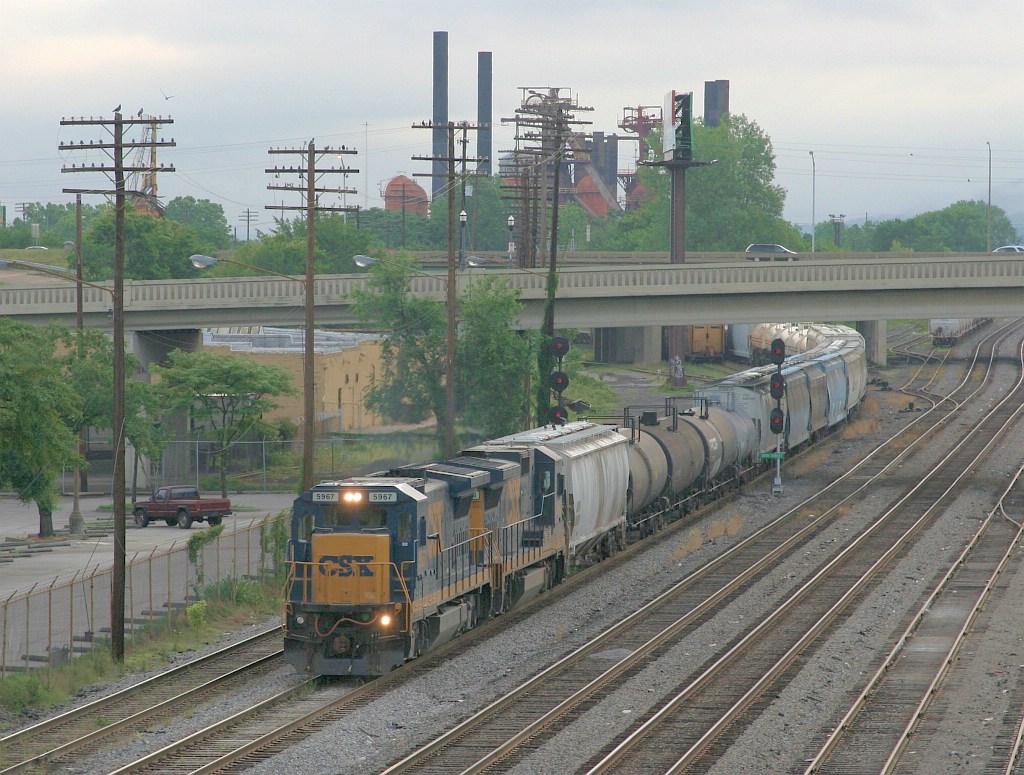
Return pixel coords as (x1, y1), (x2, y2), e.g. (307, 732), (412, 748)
(190, 254), (316, 491)
(809, 150), (816, 254)
(458, 210), (468, 271)
(507, 215), (515, 268)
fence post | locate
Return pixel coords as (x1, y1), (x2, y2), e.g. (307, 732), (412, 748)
(166, 544), (172, 619)
(2, 590), (15, 677)
(69, 572), (78, 665)
(47, 579), (54, 672)
(88, 573), (95, 643)
(24, 582), (37, 672)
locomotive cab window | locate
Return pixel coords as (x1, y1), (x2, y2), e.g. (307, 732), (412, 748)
(318, 502), (388, 530)
(398, 512), (412, 542)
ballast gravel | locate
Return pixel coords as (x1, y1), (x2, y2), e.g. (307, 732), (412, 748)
(8, 334), (1024, 775)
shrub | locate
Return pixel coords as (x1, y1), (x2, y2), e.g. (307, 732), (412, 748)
(186, 600), (208, 631)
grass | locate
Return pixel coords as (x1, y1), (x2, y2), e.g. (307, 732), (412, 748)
(0, 247), (73, 269)
(0, 579), (281, 723)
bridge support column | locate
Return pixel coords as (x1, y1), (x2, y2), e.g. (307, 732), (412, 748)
(130, 329), (203, 494)
(641, 326), (662, 363)
(857, 320), (887, 366)
(131, 328), (203, 372)
(594, 326), (662, 364)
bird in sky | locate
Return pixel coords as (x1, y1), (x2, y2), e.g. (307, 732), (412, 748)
(160, 89), (174, 100)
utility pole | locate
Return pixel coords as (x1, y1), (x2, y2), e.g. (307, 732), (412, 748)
(59, 109), (175, 663)
(238, 208), (258, 241)
(68, 194), (86, 536)
(267, 141), (358, 492)
(412, 121), (484, 458)
(503, 88), (592, 423)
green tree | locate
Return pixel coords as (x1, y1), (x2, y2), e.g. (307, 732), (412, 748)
(165, 197), (232, 252)
(350, 253), (447, 434)
(0, 321), (80, 536)
(228, 214), (381, 277)
(585, 115), (801, 252)
(57, 326), (166, 494)
(457, 277), (533, 437)
(152, 351), (297, 497)
(81, 207), (202, 281)
(864, 200), (1020, 252)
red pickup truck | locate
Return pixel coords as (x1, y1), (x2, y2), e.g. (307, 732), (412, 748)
(132, 486), (233, 530)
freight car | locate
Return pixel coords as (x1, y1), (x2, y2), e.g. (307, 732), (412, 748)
(688, 324), (726, 363)
(930, 318), (991, 346)
(283, 322), (868, 677)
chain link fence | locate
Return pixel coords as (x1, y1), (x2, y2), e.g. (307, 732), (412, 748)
(0, 513), (286, 676)
(59, 438), (364, 497)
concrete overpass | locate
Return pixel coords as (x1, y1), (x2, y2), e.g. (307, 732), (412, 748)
(2, 254), (1022, 366)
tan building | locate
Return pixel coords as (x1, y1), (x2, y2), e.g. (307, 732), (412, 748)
(203, 327), (386, 434)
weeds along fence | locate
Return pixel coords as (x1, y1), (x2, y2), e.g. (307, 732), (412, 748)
(0, 511), (289, 677)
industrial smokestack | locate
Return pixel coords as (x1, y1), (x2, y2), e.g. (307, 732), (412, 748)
(432, 31), (448, 201)
(477, 51), (492, 175)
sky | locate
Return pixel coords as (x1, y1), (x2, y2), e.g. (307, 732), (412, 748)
(2, 0), (1022, 239)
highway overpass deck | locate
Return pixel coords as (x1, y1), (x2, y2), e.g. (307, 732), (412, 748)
(1, 254), (1022, 331)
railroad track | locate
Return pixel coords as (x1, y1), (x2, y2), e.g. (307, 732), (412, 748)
(370, 319), (1024, 775)
(582, 320), (1024, 774)
(71, 322), (1021, 775)
(0, 627), (284, 774)
(802, 457), (1024, 773)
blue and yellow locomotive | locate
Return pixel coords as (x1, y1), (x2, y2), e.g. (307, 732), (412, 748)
(284, 423), (630, 676)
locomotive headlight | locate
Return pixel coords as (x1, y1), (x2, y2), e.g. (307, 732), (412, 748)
(342, 490), (363, 503)
(295, 615), (305, 626)
(380, 613), (393, 627)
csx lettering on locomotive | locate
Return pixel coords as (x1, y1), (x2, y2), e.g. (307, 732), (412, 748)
(317, 555), (375, 577)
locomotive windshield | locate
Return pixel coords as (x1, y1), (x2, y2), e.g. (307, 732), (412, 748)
(318, 501), (388, 530)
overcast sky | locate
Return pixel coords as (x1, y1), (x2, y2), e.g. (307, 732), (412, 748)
(2, 0), (1022, 239)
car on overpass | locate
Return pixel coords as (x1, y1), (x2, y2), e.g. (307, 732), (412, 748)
(745, 243), (799, 262)
(993, 245), (1024, 253)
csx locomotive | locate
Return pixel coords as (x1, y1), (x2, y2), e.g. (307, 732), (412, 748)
(284, 322), (868, 676)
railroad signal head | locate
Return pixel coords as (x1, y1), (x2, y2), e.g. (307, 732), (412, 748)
(770, 338), (786, 366)
(550, 336), (570, 359)
(769, 372), (786, 401)
(549, 370), (569, 393)
(548, 405), (568, 425)
(769, 407), (785, 434)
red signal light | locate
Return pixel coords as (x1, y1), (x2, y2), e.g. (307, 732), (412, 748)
(549, 371), (569, 393)
(770, 338), (786, 366)
(548, 406), (568, 425)
(769, 407), (785, 434)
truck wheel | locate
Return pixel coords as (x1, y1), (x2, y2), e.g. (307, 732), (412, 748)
(133, 509), (149, 528)
(208, 516), (223, 526)
(177, 509), (193, 530)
